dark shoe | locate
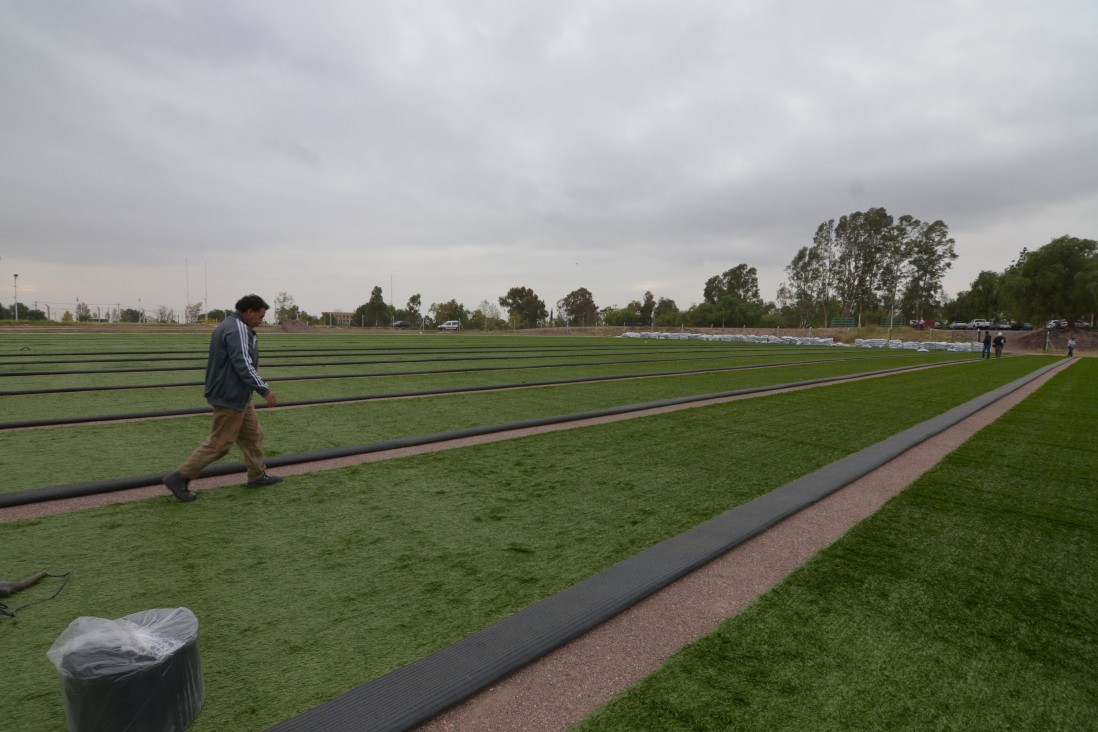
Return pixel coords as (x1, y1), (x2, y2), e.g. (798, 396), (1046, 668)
(164, 472), (197, 502)
(246, 472), (283, 488)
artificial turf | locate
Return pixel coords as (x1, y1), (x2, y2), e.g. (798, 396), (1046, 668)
(2, 346), (942, 422)
(0, 353), (1033, 493)
(575, 358), (1097, 731)
(0, 356), (1063, 730)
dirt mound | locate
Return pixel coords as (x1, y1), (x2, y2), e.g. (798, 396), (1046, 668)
(1009, 327), (1093, 353)
(279, 319), (312, 332)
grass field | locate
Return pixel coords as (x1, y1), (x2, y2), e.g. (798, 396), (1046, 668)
(0, 333), (1077, 730)
(1, 334), (993, 493)
(578, 358), (1097, 731)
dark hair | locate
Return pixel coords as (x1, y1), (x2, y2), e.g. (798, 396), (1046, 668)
(235, 294), (270, 312)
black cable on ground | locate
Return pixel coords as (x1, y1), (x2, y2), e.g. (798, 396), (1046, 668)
(0, 345), (800, 378)
(0, 356), (946, 430)
(0, 341), (704, 361)
(266, 357), (1069, 732)
(0, 349), (848, 396)
(1, 360), (961, 507)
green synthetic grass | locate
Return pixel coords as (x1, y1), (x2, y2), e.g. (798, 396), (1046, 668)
(576, 360), (1097, 732)
(0, 349), (901, 421)
(0, 355), (1041, 492)
(0, 359), (1065, 731)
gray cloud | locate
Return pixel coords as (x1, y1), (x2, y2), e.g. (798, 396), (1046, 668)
(1, 0), (1095, 317)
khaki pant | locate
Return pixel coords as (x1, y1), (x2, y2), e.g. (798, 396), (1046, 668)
(178, 403), (267, 482)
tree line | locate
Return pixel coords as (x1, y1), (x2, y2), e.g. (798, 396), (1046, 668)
(4, 209), (1091, 329)
(286, 206), (966, 330)
(943, 235), (1098, 327)
(250, 212), (1096, 331)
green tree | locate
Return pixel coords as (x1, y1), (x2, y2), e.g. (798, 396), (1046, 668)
(899, 216), (956, 321)
(355, 286), (391, 327)
(782, 245), (823, 327)
(429, 299), (467, 326)
(273, 292), (300, 323)
(406, 294), (422, 323)
(810, 220), (836, 327)
(653, 297), (679, 326)
(76, 301), (92, 322)
(498, 286), (547, 328)
(638, 291), (656, 323)
(703, 265), (762, 306)
(599, 306), (633, 326)
(696, 264), (766, 327)
(951, 271), (1005, 322)
(1001, 236), (1098, 324)
(558, 287), (599, 326)
(204, 309), (230, 323)
(468, 300), (506, 331)
(833, 207), (895, 326)
(876, 226), (912, 328)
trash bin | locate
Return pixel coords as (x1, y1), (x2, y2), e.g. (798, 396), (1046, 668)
(47, 607), (205, 732)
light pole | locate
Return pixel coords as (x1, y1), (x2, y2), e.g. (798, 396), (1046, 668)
(13, 274), (18, 321)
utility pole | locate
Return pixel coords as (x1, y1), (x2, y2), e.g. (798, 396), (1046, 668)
(185, 259), (190, 323)
(13, 273), (18, 320)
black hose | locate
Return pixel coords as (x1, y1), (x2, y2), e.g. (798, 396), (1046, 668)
(0, 360), (959, 507)
(0, 350), (846, 396)
(0, 356), (930, 430)
(0, 345), (803, 378)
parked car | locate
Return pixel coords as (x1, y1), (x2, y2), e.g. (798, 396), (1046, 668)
(437, 320), (463, 331)
(968, 319), (992, 330)
(1046, 319), (1065, 329)
(392, 320), (412, 329)
(948, 321), (969, 329)
(1010, 322), (1034, 331)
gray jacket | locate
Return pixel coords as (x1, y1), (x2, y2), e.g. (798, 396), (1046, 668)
(204, 312), (270, 410)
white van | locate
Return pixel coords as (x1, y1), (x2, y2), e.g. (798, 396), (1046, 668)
(437, 320), (463, 331)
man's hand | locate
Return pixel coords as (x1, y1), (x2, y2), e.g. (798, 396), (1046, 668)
(264, 391), (278, 408)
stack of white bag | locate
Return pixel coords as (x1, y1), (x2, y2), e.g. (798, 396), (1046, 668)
(621, 331), (983, 352)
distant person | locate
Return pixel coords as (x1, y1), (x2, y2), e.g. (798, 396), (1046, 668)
(163, 294), (283, 502)
(982, 330), (992, 360)
(1068, 336), (1076, 357)
(992, 331), (1006, 358)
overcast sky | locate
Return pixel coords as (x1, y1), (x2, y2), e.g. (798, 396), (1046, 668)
(1, 1), (1095, 321)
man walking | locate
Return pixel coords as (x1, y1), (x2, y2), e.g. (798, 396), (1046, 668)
(992, 331), (1006, 358)
(164, 294), (283, 502)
